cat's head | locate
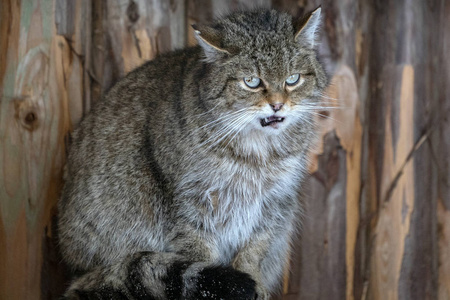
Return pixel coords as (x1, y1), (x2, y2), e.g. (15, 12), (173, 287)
(192, 8), (328, 153)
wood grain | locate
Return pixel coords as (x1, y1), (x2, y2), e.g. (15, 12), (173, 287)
(0, 1), (69, 298)
(369, 65), (415, 300)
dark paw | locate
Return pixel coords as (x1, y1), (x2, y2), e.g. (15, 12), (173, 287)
(164, 261), (191, 299)
(191, 266), (256, 300)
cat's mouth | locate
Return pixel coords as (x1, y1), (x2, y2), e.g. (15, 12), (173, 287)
(260, 115), (285, 127)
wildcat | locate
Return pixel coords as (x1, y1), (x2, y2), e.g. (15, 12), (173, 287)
(58, 7), (328, 300)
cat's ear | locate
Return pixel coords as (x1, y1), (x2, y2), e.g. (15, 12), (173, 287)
(294, 6), (322, 48)
(192, 24), (230, 62)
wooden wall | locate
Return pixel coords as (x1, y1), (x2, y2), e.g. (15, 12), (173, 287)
(0, 0), (448, 299)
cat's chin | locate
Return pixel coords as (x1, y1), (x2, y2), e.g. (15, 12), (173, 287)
(257, 115), (288, 131)
(260, 115), (285, 128)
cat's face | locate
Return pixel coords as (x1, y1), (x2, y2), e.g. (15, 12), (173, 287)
(194, 8), (327, 145)
(224, 45), (326, 134)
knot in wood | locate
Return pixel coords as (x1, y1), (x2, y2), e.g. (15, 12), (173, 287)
(127, 1), (140, 24)
(14, 97), (40, 131)
(25, 112), (37, 124)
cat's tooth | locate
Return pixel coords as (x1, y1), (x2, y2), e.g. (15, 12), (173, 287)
(264, 118), (269, 123)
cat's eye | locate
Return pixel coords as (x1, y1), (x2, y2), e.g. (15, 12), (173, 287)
(243, 77), (261, 88)
(285, 74), (301, 86)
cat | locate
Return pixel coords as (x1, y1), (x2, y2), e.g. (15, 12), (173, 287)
(57, 7), (328, 300)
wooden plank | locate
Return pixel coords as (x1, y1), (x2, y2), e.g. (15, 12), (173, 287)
(0, 0), (73, 298)
(368, 65), (415, 300)
(330, 66), (362, 300)
(54, 0), (86, 127)
(300, 131), (348, 300)
(436, 3), (450, 299)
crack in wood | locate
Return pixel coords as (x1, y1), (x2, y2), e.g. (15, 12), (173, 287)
(381, 127), (429, 204)
(382, 105), (450, 204)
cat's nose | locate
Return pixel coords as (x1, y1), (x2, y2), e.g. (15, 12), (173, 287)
(270, 103), (284, 112)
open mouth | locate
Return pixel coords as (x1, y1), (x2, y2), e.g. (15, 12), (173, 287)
(260, 115), (285, 127)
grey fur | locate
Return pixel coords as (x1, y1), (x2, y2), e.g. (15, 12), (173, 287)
(58, 7), (328, 300)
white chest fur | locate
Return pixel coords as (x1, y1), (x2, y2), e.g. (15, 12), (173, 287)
(190, 154), (306, 261)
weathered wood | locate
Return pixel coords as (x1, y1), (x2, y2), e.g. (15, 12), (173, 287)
(359, 1), (446, 298)
(369, 64), (416, 300)
(0, 0), (71, 298)
(436, 7), (450, 299)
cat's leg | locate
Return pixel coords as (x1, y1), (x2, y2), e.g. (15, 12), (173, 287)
(65, 251), (186, 299)
(232, 229), (292, 300)
(166, 229), (257, 299)
(65, 241), (256, 299)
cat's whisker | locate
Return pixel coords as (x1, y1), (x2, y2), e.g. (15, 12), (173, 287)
(296, 106), (341, 111)
(184, 109), (250, 144)
(318, 104), (350, 110)
(197, 113), (244, 131)
(290, 109), (322, 126)
(203, 113), (251, 150)
(297, 116), (316, 127)
(294, 110), (342, 125)
(318, 95), (340, 101)
(316, 91), (339, 101)
(319, 98), (339, 104)
(184, 102), (222, 120)
(201, 111), (254, 152)
(223, 112), (257, 149)
(311, 112), (341, 124)
(301, 100), (340, 107)
(301, 99), (339, 105)
(293, 105), (341, 112)
(205, 112), (247, 137)
(196, 117), (242, 149)
(196, 107), (248, 130)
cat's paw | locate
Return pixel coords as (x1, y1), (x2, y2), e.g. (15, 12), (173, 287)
(185, 264), (256, 300)
(255, 288), (271, 300)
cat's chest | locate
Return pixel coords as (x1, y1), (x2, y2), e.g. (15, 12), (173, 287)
(206, 156), (303, 203)
(199, 156), (303, 247)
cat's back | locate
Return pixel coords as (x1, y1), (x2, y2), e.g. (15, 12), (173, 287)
(66, 47), (201, 175)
